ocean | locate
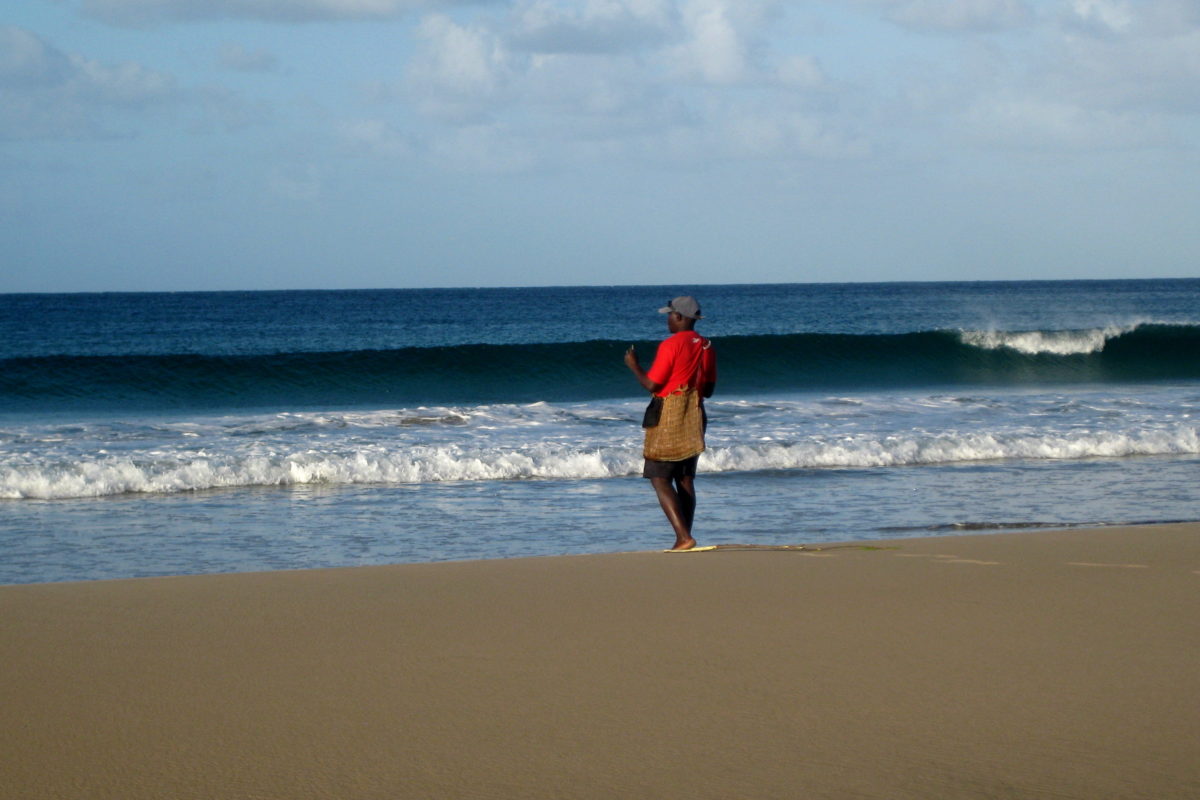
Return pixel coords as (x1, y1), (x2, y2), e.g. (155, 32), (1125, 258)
(2, 280), (1198, 584)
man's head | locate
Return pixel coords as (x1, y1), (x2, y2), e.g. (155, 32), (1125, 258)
(659, 296), (702, 332)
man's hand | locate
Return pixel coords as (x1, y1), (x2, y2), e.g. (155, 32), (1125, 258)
(626, 345), (663, 394)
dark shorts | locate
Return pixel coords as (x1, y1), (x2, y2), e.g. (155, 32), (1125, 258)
(643, 454), (700, 480)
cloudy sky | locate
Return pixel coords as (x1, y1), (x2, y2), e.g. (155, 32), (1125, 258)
(2, 0), (1198, 292)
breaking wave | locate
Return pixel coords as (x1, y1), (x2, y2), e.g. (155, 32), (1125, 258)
(958, 325), (1136, 355)
(2, 323), (1198, 412)
(5, 424), (1197, 500)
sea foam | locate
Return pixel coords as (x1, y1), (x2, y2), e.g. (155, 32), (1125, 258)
(5, 424), (1197, 500)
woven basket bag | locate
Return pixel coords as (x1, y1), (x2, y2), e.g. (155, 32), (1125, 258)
(643, 386), (705, 462)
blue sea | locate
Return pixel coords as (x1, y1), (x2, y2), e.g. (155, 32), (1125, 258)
(2, 280), (1198, 584)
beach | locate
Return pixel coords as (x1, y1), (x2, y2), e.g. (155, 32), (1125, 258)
(6, 283), (1200, 585)
(3, 523), (1198, 799)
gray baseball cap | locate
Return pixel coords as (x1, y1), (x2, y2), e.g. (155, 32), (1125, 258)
(658, 296), (703, 319)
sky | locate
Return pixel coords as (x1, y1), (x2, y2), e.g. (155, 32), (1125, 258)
(2, 0), (1198, 292)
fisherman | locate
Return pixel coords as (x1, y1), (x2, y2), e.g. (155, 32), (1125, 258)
(624, 296), (717, 551)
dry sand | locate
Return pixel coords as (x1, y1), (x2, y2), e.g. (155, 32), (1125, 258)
(3, 523), (1199, 799)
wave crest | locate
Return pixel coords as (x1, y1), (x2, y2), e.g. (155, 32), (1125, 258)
(959, 325), (1136, 355)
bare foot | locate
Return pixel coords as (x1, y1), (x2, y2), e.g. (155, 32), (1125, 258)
(670, 538), (697, 551)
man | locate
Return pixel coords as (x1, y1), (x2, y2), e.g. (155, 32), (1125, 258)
(624, 296), (717, 551)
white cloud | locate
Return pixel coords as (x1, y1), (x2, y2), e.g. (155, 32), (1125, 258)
(886, 0), (1033, 32)
(421, 14), (506, 95)
(666, 0), (768, 84)
(385, 1), (858, 171)
(683, 4), (746, 82)
(1135, 0), (1200, 36)
(1067, 0), (1135, 34)
(0, 24), (73, 87)
(845, 0), (1033, 33)
(516, 51), (678, 122)
(1047, 2), (1200, 115)
(0, 25), (181, 139)
(508, 0), (673, 54)
(864, 0), (1200, 154)
(405, 14), (512, 121)
(379, 0), (1193, 173)
(1063, 0), (1200, 38)
(77, 0), (460, 26)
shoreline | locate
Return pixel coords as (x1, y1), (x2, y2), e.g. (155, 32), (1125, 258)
(3, 522), (1199, 799)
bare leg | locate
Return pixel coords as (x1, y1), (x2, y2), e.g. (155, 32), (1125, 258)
(676, 475), (697, 533)
(650, 476), (697, 550)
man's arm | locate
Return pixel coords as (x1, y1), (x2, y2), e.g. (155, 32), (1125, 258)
(625, 346), (664, 395)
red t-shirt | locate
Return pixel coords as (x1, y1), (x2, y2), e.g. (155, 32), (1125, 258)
(647, 331), (717, 397)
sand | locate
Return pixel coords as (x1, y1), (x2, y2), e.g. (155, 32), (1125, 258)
(2, 523), (1199, 799)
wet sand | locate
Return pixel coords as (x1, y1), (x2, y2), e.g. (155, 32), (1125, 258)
(3, 523), (1199, 799)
